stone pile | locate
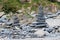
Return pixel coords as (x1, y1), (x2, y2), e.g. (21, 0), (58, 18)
(30, 6), (47, 28)
(12, 15), (20, 27)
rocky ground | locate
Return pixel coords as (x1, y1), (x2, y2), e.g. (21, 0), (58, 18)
(0, 10), (60, 40)
(0, 32), (60, 40)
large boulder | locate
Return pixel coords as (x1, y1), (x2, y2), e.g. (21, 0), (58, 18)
(34, 29), (49, 37)
(57, 0), (60, 2)
(46, 18), (60, 27)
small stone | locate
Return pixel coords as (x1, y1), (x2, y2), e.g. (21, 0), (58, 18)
(17, 10), (23, 13)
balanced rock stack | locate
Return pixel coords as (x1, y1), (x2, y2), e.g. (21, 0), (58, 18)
(31, 5), (47, 28)
(12, 15), (20, 27)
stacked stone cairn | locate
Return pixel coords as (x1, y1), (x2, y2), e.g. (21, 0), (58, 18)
(31, 5), (47, 28)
